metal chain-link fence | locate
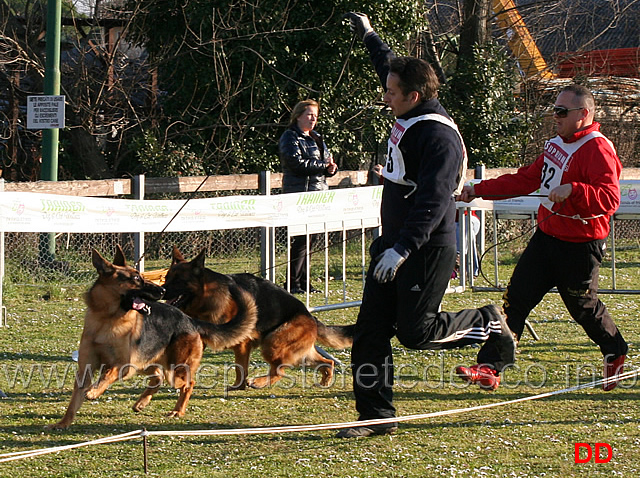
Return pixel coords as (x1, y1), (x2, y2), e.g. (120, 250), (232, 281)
(1, 185), (379, 299)
(471, 213), (640, 293)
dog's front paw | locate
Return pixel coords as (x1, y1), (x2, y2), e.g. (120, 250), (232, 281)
(246, 377), (270, 389)
(225, 382), (247, 392)
(166, 410), (185, 418)
(132, 396), (152, 413)
(45, 421), (69, 430)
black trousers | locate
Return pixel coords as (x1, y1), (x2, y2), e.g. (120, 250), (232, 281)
(289, 235), (309, 289)
(351, 238), (501, 420)
(477, 229), (628, 371)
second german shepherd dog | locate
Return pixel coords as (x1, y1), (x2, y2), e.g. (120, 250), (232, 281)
(49, 246), (257, 429)
(163, 247), (354, 390)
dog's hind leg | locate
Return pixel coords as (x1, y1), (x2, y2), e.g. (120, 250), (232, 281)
(133, 367), (163, 412)
(167, 365), (196, 418)
(166, 337), (202, 418)
(304, 347), (335, 387)
(247, 345), (335, 389)
(225, 340), (252, 391)
(247, 314), (318, 389)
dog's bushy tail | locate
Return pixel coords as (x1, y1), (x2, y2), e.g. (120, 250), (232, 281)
(316, 321), (354, 349)
(194, 286), (258, 351)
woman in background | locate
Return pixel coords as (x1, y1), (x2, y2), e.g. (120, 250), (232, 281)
(279, 99), (338, 294)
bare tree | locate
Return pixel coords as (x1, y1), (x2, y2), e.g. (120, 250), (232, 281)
(458, 0), (490, 66)
(2, 0), (638, 182)
(425, 0), (640, 166)
(1, 0), (160, 180)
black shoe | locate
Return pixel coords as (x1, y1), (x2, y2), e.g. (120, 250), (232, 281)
(335, 422), (398, 438)
(290, 287), (305, 294)
(484, 304), (517, 366)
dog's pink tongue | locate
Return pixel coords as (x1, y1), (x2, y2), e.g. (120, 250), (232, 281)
(132, 298), (146, 310)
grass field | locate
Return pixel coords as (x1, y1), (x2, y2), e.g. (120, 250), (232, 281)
(0, 259), (639, 477)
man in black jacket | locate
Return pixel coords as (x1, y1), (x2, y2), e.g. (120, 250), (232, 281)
(336, 13), (517, 438)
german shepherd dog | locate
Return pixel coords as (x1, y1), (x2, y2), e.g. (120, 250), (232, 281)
(49, 246), (257, 429)
(163, 247), (354, 390)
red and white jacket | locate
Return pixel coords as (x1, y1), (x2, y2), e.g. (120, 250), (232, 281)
(475, 122), (621, 242)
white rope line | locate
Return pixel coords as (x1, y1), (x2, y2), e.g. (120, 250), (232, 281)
(0, 430), (142, 463)
(1, 368), (636, 463)
(147, 368), (639, 437)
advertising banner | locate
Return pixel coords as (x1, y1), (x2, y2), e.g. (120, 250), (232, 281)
(0, 187), (383, 233)
(1, 181), (637, 233)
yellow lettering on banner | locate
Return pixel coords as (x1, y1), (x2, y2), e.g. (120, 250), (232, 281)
(296, 191), (336, 206)
(40, 199), (86, 213)
(129, 204), (169, 213)
(213, 199), (256, 211)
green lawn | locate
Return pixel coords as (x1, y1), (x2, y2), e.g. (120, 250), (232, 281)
(0, 276), (638, 477)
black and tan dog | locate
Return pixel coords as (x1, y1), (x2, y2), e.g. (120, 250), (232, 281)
(163, 247), (354, 390)
(48, 246), (257, 429)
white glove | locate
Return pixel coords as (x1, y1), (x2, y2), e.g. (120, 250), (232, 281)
(373, 248), (406, 283)
(343, 12), (374, 41)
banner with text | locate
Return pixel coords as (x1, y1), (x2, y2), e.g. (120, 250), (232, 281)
(2, 181), (638, 233)
(465, 180), (640, 215)
(0, 187), (383, 233)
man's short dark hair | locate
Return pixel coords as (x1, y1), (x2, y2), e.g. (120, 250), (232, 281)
(561, 84), (595, 109)
(388, 57), (439, 100)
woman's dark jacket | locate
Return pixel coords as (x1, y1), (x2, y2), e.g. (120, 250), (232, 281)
(279, 125), (336, 193)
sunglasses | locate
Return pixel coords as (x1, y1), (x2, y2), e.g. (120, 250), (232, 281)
(552, 106), (584, 118)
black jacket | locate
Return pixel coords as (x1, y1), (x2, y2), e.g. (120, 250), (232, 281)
(365, 33), (463, 257)
(279, 125), (335, 193)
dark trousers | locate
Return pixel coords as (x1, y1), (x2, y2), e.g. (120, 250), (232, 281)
(477, 229), (628, 371)
(289, 235), (309, 289)
(351, 238), (501, 420)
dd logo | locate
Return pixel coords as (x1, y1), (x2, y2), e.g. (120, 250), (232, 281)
(574, 443), (613, 463)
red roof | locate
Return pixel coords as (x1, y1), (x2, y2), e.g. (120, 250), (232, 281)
(556, 48), (640, 78)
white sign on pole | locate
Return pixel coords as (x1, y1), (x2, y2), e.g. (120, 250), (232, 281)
(27, 95), (65, 129)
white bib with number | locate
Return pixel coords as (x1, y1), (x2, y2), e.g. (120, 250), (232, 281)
(383, 114), (468, 196)
(540, 131), (613, 211)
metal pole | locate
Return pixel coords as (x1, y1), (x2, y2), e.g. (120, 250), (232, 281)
(39, 0), (62, 264)
(0, 179), (6, 326)
(610, 216), (616, 290)
(474, 164), (485, 255)
(142, 428), (149, 474)
(41, 0), (61, 181)
(259, 171), (274, 281)
(133, 175), (145, 272)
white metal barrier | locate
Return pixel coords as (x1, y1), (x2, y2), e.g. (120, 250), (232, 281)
(0, 186), (386, 316)
(458, 180), (640, 294)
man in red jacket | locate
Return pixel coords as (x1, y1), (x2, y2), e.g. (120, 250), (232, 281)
(457, 84), (628, 391)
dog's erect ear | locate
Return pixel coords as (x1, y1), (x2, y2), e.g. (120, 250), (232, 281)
(191, 249), (207, 276)
(113, 245), (127, 267)
(171, 245), (185, 265)
(92, 248), (115, 275)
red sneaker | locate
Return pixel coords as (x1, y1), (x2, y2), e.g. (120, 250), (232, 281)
(603, 355), (626, 391)
(456, 364), (501, 391)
